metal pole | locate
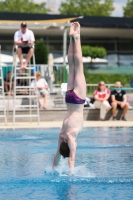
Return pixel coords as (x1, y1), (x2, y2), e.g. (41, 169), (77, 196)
(33, 53), (40, 125)
(0, 45), (7, 124)
(63, 27), (67, 82)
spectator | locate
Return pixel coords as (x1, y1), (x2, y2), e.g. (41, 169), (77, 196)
(4, 71), (14, 96)
(30, 72), (49, 109)
(111, 81), (129, 121)
(14, 22), (35, 69)
(17, 75), (28, 95)
(94, 81), (111, 120)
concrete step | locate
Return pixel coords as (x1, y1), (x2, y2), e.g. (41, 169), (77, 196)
(0, 108), (132, 123)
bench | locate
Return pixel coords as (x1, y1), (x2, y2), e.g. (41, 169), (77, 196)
(0, 107), (132, 123)
(83, 107), (133, 121)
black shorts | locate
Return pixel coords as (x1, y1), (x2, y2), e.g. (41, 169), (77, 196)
(117, 105), (122, 109)
(110, 102), (122, 109)
(18, 46), (33, 54)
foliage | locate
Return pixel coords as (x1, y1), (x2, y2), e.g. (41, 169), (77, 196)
(84, 73), (133, 85)
(82, 45), (107, 59)
(53, 64), (133, 85)
(53, 66), (68, 84)
(59, 0), (114, 16)
(84, 73), (133, 94)
(35, 38), (49, 64)
(53, 67), (63, 84)
(123, 0), (133, 17)
(0, 0), (49, 13)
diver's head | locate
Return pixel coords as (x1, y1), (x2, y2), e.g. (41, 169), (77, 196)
(60, 141), (70, 158)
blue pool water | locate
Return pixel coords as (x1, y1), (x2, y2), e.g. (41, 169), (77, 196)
(0, 127), (133, 200)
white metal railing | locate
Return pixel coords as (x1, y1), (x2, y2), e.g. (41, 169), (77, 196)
(12, 51), (40, 126)
(52, 84), (116, 94)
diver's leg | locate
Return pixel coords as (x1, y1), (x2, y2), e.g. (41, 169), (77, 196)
(73, 22), (86, 99)
(67, 24), (75, 90)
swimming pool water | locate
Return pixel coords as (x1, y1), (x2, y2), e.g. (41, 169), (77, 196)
(0, 127), (133, 200)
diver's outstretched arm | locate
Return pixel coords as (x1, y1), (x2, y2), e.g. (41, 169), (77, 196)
(53, 150), (61, 169)
(52, 137), (61, 169)
(68, 136), (76, 174)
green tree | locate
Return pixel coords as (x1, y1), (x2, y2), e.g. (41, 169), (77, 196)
(59, 0), (114, 16)
(35, 38), (49, 64)
(82, 45), (107, 61)
(123, 0), (133, 17)
(0, 0), (49, 13)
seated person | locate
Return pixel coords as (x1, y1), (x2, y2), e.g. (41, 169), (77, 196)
(14, 22), (35, 69)
(4, 71), (14, 96)
(94, 81), (111, 120)
(30, 72), (49, 109)
(17, 75), (28, 95)
(111, 81), (129, 121)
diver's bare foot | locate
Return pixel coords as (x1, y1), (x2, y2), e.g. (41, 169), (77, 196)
(69, 23), (75, 37)
(69, 22), (80, 39)
(73, 22), (80, 39)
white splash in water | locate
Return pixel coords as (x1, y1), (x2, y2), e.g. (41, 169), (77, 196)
(44, 157), (95, 178)
(44, 165), (53, 174)
(73, 165), (95, 178)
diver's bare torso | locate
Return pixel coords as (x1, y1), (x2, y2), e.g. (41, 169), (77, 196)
(59, 104), (84, 141)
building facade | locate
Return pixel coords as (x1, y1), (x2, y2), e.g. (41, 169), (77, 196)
(0, 13), (133, 67)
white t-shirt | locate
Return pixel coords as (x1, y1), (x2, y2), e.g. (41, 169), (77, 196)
(31, 78), (48, 92)
(14, 29), (35, 47)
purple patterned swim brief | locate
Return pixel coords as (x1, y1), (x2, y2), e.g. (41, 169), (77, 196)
(65, 90), (85, 104)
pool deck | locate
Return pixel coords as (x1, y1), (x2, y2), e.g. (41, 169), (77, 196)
(0, 121), (132, 129)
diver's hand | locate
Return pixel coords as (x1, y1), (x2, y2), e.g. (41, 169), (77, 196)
(68, 167), (74, 175)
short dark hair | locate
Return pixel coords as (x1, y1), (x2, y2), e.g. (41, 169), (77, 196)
(21, 22), (27, 27)
(60, 141), (70, 158)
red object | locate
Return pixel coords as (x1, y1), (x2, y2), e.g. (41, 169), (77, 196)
(94, 89), (110, 99)
(21, 37), (23, 42)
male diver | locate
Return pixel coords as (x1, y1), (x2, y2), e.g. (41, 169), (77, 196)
(53, 22), (86, 174)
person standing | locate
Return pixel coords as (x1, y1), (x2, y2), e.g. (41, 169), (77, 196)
(111, 81), (129, 121)
(94, 81), (111, 120)
(14, 22), (35, 69)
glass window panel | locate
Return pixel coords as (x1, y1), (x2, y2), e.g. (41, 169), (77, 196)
(118, 54), (133, 66)
(118, 54), (133, 61)
(118, 42), (132, 51)
(106, 54), (118, 62)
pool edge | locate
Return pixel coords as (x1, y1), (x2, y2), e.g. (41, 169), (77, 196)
(0, 121), (133, 129)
